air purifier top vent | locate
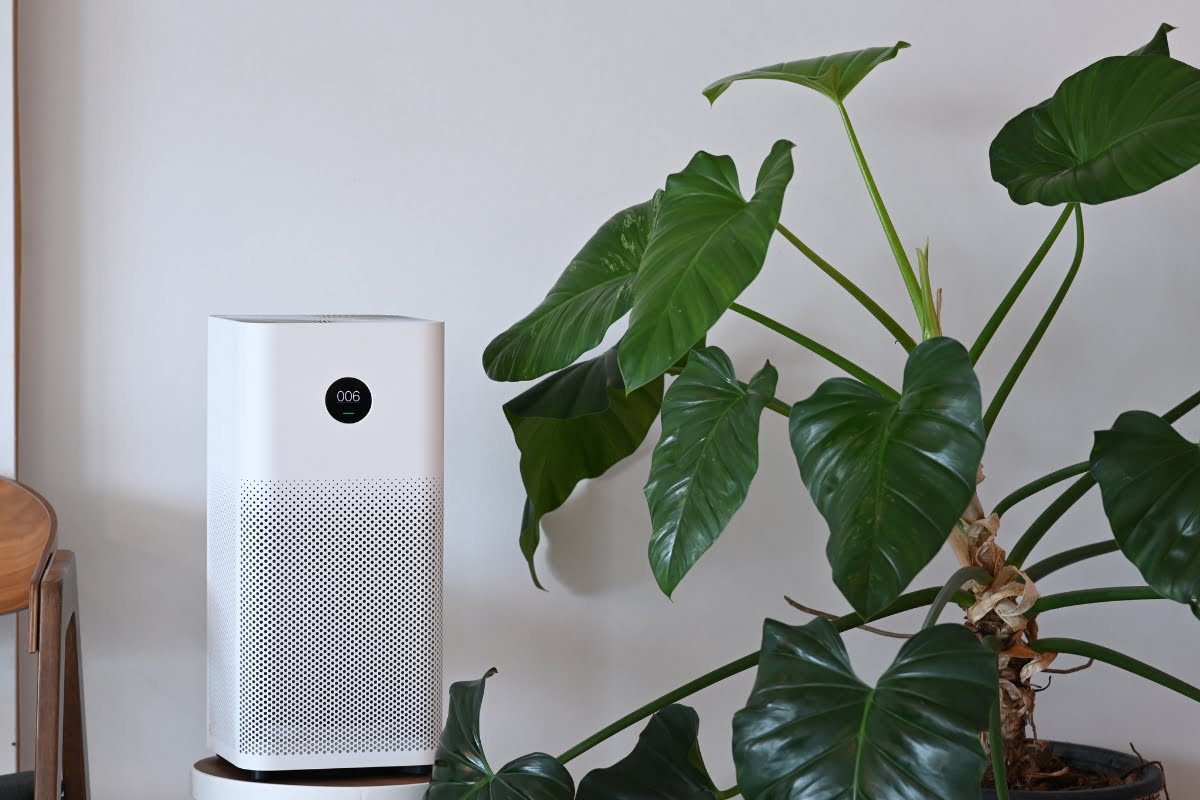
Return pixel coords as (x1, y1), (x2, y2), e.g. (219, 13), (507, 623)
(212, 315), (437, 325)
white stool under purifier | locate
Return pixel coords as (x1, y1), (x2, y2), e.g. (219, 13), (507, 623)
(206, 315), (444, 775)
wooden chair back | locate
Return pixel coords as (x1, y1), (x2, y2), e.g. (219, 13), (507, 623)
(0, 479), (56, 646)
(0, 478), (88, 800)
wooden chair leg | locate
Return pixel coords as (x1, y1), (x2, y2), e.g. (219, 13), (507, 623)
(61, 616), (87, 799)
(33, 550), (88, 800)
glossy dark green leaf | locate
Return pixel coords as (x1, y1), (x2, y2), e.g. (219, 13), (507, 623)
(618, 140), (794, 390)
(733, 619), (996, 800)
(702, 42), (909, 105)
(576, 705), (718, 800)
(427, 669), (575, 800)
(645, 347), (777, 597)
(990, 53), (1200, 205)
(1091, 411), (1200, 610)
(1128, 22), (1175, 57)
(788, 337), (984, 618)
(505, 347), (662, 588)
(483, 193), (662, 382)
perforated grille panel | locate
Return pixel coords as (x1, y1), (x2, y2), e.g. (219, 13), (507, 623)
(213, 477), (443, 759)
(207, 476), (240, 746)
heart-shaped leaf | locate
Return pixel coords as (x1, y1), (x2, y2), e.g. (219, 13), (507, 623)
(789, 337), (985, 618)
(702, 42), (909, 105)
(990, 53), (1200, 205)
(1091, 410), (1200, 610)
(484, 193), (662, 382)
(576, 705), (718, 800)
(645, 347), (777, 597)
(618, 140), (794, 391)
(505, 347), (663, 588)
(733, 619), (997, 800)
(427, 669), (575, 800)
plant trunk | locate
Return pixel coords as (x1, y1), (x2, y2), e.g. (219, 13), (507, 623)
(998, 653), (1038, 781)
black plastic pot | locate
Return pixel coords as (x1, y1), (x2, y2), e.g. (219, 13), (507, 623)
(981, 741), (1165, 799)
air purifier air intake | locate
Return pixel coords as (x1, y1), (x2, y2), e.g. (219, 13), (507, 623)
(206, 315), (444, 772)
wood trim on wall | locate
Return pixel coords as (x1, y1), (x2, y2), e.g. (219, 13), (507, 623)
(4, 0), (20, 774)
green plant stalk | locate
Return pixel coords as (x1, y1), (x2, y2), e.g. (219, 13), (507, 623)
(729, 302), (899, 399)
(915, 242), (941, 337)
(1006, 474), (1095, 568)
(715, 787), (740, 800)
(988, 701), (1012, 800)
(836, 101), (930, 337)
(970, 205), (1075, 365)
(775, 222), (917, 351)
(984, 207), (1084, 435)
(922, 566), (990, 629)
(1006, 387), (1200, 567)
(1164, 387), (1200, 422)
(1024, 540), (1119, 582)
(992, 461), (1089, 517)
(555, 585), (943, 765)
(1031, 637), (1200, 704)
(765, 397), (791, 418)
(1030, 585), (1163, 615)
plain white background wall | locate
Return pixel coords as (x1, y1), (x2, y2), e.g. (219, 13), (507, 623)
(15, 2), (1200, 797)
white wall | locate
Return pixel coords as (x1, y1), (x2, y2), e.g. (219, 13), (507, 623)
(15, 2), (1200, 797)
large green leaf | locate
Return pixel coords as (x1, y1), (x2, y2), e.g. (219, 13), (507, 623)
(702, 42), (909, 105)
(505, 347), (663, 588)
(990, 53), (1200, 205)
(576, 705), (718, 800)
(1129, 22), (1175, 57)
(645, 347), (777, 597)
(788, 337), (984, 618)
(427, 669), (575, 800)
(618, 140), (794, 390)
(1091, 411), (1200, 612)
(483, 193), (662, 382)
(732, 619), (997, 800)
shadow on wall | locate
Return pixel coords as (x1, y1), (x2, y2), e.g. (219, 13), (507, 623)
(15, 0), (87, 771)
(18, 2), (207, 796)
(541, 449), (655, 597)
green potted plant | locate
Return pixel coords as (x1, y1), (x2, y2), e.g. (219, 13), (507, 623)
(427, 24), (1199, 800)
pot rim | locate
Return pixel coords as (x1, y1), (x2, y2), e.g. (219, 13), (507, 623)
(983, 740), (1165, 799)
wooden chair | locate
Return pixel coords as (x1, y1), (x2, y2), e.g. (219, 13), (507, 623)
(0, 479), (88, 800)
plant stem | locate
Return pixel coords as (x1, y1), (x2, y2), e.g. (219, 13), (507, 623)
(993, 462), (1089, 517)
(729, 302), (899, 399)
(766, 397), (791, 418)
(915, 242), (940, 337)
(1031, 637), (1200, 704)
(555, 651), (758, 765)
(715, 787), (740, 800)
(988, 701), (1012, 800)
(1024, 540), (1119, 582)
(555, 585), (942, 765)
(984, 206), (1084, 435)
(1006, 388), (1200, 567)
(922, 566), (990, 630)
(970, 205), (1075, 365)
(1030, 586), (1163, 615)
(1164, 388), (1200, 422)
(774, 222), (916, 351)
(836, 101), (930, 337)
(1006, 474), (1095, 569)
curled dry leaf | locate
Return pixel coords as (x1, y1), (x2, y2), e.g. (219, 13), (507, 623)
(969, 563), (1040, 635)
(1020, 651), (1058, 685)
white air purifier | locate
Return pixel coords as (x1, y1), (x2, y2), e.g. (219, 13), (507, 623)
(206, 315), (444, 773)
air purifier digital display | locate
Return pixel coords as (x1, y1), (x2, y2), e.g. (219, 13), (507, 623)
(206, 315), (444, 772)
(325, 376), (373, 423)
